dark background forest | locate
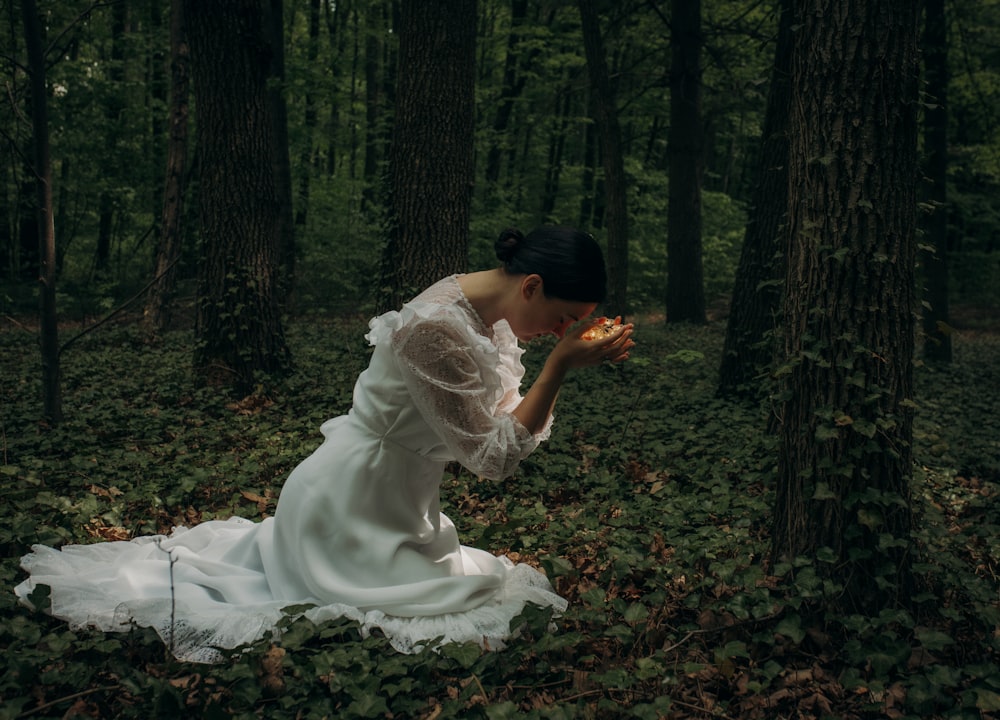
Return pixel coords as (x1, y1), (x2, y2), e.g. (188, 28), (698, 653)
(1, 0), (999, 718)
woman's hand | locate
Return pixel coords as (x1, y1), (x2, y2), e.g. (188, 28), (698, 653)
(552, 316), (636, 369)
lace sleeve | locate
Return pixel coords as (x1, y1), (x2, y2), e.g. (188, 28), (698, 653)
(390, 312), (543, 481)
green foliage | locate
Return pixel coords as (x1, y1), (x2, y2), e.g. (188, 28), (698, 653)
(1, 314), (997, 718)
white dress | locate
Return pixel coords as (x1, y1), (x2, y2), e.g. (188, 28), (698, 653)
(15, 276), (567, 663)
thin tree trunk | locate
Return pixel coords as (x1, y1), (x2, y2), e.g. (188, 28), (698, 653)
(540, 82), (571, 220)
(578, 0), (628, 317)
(771, 0), (919, 616)
(95, 0), (128, 275)
(485, 0), (529, 187)
(362, 0), (383, 211)
(263, 0), (296, 307)
(666, 0), (706, 323)
(921, 0), (952, 363)
(144, 0), (189, 333)
(718, 0), (793, 398)
(295, 0), (321, 229)
(22, 0), (62, 423)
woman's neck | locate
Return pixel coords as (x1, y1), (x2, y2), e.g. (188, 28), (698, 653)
(457, 269), (515, 328)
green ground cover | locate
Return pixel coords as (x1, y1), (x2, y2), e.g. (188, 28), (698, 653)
(0, 312), (997, 719)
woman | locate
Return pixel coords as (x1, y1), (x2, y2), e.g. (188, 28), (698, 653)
(16, 226), (634, 662)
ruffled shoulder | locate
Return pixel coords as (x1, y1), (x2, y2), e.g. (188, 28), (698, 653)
(365, 276), (491, 351)
(364, 276), (508, 408)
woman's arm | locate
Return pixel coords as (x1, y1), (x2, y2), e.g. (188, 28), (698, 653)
(513, 319), (634, 434)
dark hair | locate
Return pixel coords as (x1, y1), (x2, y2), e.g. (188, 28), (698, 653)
(494, 225), (607, 303)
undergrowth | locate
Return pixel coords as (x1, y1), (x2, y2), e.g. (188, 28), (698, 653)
(0, 313), (997, 719)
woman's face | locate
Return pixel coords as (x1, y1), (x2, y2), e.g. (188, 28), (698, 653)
(509, 275), (598, 342)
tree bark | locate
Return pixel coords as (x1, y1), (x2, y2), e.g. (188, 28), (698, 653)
(262, 0), (296, 307)
(771, 0), (919, 616)
(185, 0), (290, 393)
(540, 85), (570, 221)
(144, 0), (189, 333)
(718, 0), (793, 398)
(666, 0), (706, 323)
(921, 0), (952, 363)
(22, 0), (62, 423)
(485, 0), (529, 187)
(95, 0), (128, 275)
(578, 0), (628, 317)
(294, 0), (321, 229)
(378, 0), (476, 311)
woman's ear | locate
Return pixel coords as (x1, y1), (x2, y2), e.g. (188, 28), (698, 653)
(520, 274), (544, 301)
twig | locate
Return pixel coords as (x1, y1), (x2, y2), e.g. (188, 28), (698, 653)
(58, 256), (180, 356)
(16, 685), (120, 718)
(470, 673), (489, 702)
(3, 315), (34, 334)
(156, 539), (178, 658)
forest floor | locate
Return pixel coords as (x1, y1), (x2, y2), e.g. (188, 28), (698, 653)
(0, 302), (998, 719)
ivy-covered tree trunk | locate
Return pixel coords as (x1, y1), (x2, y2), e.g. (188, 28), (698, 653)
(185, 0), (290, 392)
(22, 0), (61, 423)
(378, 0), (475, 312)
(144, 0), (189, 333)
(578, 0), (628, 317)
(717, 0), (793, 399)
(921, 0), (952, 364)
(666, 0), (706, 324)
(771, 0), (919, 616)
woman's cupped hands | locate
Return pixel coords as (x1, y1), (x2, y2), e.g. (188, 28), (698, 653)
(554, 316), (635, 369)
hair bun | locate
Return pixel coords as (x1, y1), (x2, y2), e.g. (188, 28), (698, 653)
(494, 228), (525, 264)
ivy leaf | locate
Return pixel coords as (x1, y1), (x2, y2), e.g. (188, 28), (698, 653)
(915, 626), (954, 651)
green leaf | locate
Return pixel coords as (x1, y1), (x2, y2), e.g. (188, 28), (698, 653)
(915, 627), (955, 651)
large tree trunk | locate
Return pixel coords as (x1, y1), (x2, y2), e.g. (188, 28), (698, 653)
(378, 0), (476, 311)
(578, 0), (628, 318)
(22, 0), (62, 423)
(185, 0), (290, 393)
(144, 0), (189, 333)
(717, 0), (793, 399)
(921, 0), (952, 363)
(666, 0), (706, 323)
(771, 0), (919, 616)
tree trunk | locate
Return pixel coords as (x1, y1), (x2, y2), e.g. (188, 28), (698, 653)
(362, 0), (384, 212)
(666, 0), (706, 323)
(718, 0), (793, 398)
(95, 0), (128, 275)
(262, 0), (296, 306)
(771, 0), (919, 616)
(485, 0), (529, 187)
(378, 0), (476, 312)
(540, 86), (570, 221)
(294, 0), (321, 229)
(185, 0), (290, 393)
(144, 0), (189, 333)
(921, 0), (952, 363)
(22, 0), (62, 423)
(578, 0), (628, 317)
